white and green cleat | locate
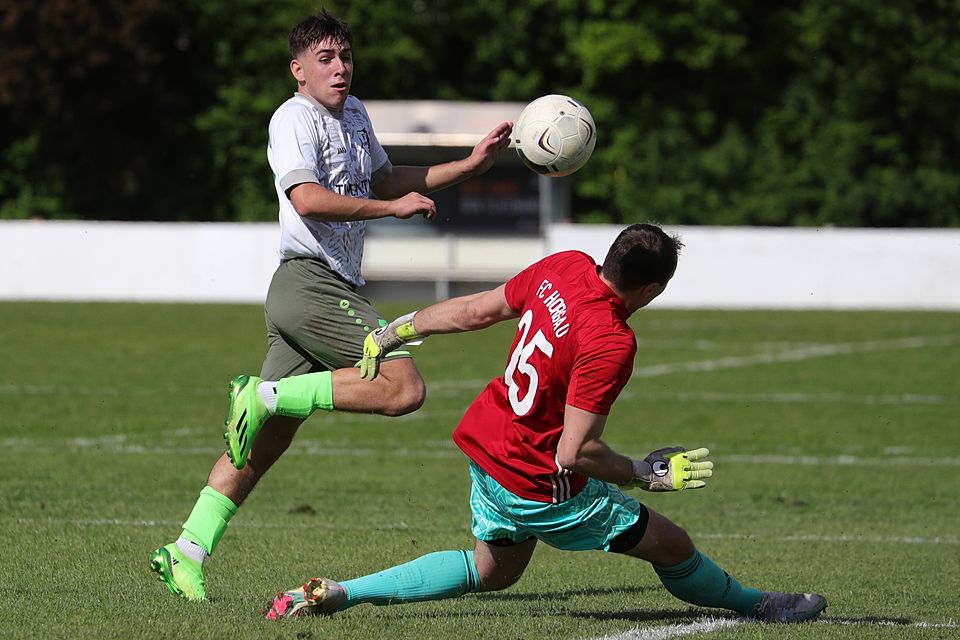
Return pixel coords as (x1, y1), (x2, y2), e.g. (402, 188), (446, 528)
(150, 543), (206, 601)
(223, 374), (269, 470)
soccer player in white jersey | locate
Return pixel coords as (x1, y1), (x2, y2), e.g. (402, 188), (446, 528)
(150, 10), (513, 601)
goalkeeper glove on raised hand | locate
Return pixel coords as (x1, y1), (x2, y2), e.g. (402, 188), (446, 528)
(357, 311), (423, 380)
(622, 446), (713, 492)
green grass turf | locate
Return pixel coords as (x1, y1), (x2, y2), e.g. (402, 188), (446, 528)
(0, 301), (957, 639)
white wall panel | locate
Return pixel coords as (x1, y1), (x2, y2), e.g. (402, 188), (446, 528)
(1, 220), (957, 309)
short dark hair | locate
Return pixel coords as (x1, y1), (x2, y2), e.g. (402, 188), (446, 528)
(601, 223), (682, 291)
(288, 10), (352, 58)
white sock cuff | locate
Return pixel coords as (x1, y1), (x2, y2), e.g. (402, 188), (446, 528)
(257, 381), (278, 415)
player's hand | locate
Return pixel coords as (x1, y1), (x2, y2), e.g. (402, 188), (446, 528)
(392, 192), (437, 220)
(467, 121), (514, 175)
(624, 447), (714, 492)
(356, 312), (423, 380)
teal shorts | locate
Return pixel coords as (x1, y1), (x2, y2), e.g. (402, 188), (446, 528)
(468, 462), (646, 552)
(260, 258), (410, 380)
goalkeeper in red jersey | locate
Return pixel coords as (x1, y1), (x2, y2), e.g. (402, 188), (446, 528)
(266, 223), (827, 623)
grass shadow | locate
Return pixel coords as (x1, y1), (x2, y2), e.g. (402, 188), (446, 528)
(821, 614), (916, 626)
(569, 607), (740, 624)
(478, 585), (661, 602)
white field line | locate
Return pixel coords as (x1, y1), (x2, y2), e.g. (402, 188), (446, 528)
(617, 390), (954, 405)
(824, 618), (959, 629)
(0, 435), (464, 459)
(4, 381), (955, 408)
(4, 433), (960, 469)
(595, 617), (743, 640)
(592, 615), (960, 640)
(14, 517), (959, 547)
(696, 532), (960, 546)
(720, 453), (960, 467)
(3, 434), (959, 469)
(3, 335), (955, 399)
(0, 383), (217, 396)
(14, 517), (421, 531)
(631, 334), (960, 378)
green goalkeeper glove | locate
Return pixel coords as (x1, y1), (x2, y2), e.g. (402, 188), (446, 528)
(622, 446), (714, 492)
(357, 312), (423, 380)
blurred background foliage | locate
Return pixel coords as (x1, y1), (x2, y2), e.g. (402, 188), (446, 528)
(1, 0), (958, 226)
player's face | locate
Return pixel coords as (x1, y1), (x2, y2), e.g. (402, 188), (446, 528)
(291, 37), (353, 111)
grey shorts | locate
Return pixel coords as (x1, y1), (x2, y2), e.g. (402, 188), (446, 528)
(259, 258), (408, 380)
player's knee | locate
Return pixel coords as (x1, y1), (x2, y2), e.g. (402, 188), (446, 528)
(622, 508), (696, 565)
(656, 520), (695, 564)
(666, 525), (695, 559)
(473, 538), (534, 592)
(374, 360), (426, 416)
(383, 374), (426, 416)
(476, 567), (523, 592)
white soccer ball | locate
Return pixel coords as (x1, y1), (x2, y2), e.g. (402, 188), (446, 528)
(513, 94), (597, 177)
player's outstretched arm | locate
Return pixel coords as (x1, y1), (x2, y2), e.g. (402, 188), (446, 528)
(372, 122), (513, 198)
(557, 407), (713, 491)
(289, 182), (437, 222)
(358, 285), (517, 380)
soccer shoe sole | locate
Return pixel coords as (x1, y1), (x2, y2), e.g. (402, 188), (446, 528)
(149, 546), (205, 602)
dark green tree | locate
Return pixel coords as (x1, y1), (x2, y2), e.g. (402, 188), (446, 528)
(1, 0), (958, 226)
(0, 0), (217, 219)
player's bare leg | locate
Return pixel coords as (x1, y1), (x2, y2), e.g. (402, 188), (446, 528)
(225, 358), (424, 470)
(150, 414), (302, 601)
(156, 359), (425, 601)
(220, 359), (424, 497)
(329, 357), (425, 416)
(622, 508), (694, 566)
(472, 537), (538, 592)
(210, 414), (303, 505)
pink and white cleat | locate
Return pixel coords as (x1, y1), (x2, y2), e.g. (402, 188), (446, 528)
(264, 577), (347, 620)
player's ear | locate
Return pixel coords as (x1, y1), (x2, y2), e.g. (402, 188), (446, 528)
(636, 282), (667, 309)
(290, 59), (305, 85)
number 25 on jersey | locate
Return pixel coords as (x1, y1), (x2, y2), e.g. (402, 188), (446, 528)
(504, 310), (554, 416)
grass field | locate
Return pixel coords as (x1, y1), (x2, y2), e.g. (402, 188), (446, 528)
(1, 301), (958, 639)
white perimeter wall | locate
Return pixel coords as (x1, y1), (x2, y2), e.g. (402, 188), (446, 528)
(549, 224), (960, 310)
(0, 220), (957, 309)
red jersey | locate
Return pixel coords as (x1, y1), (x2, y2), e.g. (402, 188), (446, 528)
(453, 251), (637, 503)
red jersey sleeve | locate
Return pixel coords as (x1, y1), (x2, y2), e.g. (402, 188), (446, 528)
(503, 260), (541, 313)
(566, 331), (636, 415)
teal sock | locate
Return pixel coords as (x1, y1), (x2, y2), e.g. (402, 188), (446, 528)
(654, 550), (762, 616)
(274, 371), (334, 419)
(341, 550), (480, 609)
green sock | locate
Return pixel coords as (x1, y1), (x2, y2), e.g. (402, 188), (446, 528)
(654, 550), (762, 616)
(341, 550), (480, 609)
(274, 371), (334, 419)
(180, 486), (238, 555)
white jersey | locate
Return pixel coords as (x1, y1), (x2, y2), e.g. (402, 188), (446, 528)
(267, 92), (391, 286)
